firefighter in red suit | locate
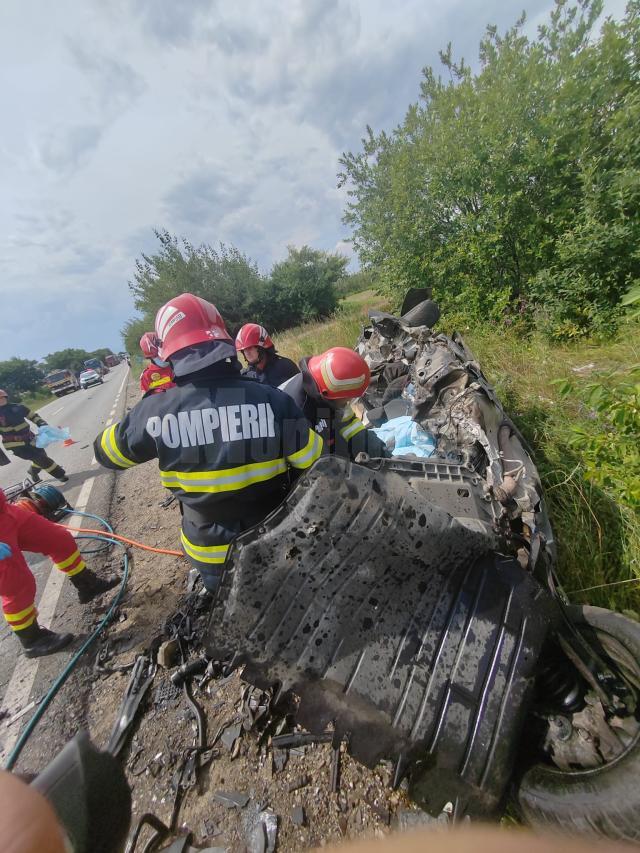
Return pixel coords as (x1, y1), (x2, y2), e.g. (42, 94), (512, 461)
(139, 332), (175, 396)
(0, 488), (118, 658)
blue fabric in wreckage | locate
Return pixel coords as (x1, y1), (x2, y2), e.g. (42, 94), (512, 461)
(371, 415), (436, 458)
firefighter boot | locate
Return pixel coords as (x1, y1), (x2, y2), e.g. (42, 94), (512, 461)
(69, 568), (120, 604)
(28, 466), (41, 483)
(16, 621), (74, 659)
(50, 464), (69, 483)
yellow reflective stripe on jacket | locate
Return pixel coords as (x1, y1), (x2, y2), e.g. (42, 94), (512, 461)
(287, 428), (323, 469)
(2, 440), (28, 448)
(149, 375), (172, 389)
(180, 531), (229, 564)
(339, 416), (366, 441)
(161, 458), (288, 493)
(0, 422), (29, 432)
(100, 424), (136, 469)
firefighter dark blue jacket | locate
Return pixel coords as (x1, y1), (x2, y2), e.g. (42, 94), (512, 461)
(93, 362), (322, 589)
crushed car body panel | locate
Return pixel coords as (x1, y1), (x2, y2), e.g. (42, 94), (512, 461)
(206, 456), (557, 816)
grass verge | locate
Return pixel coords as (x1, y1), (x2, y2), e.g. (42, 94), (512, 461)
(275, 293), (640, 612)
(21, 390), (57, 411)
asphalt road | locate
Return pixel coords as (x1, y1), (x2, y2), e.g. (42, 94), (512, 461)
(0, 362), (130, 763)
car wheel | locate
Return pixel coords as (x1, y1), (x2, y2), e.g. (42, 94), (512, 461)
(516, 606), (640, 842)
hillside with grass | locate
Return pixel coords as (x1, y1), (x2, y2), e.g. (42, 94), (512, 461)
(275, 291), (640, 613)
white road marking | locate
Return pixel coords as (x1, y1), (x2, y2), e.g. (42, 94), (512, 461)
(50, 406), (64, 416)
(0, 371), (130, 762)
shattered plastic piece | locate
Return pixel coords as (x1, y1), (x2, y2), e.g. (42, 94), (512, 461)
(244, 804), (278, 853)
(154, 679), (182, 709)
(291, 805), (306, 827)
(395, 808), (450, 832)
(263, 809), (278, 853)
(213, 790), (250, 809)
(221, 722), (243, 751)
(106, 654), (156, 757)
(201, 818), (220, 838)
(157, 639), (180, 669)
(272, 747), (288, 774)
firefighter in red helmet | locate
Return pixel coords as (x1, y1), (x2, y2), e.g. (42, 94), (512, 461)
(94, 294), (322, 592)
(139, 332), (176, 396)
(235, 323), (299, 387)
(279, 347), (387, 460)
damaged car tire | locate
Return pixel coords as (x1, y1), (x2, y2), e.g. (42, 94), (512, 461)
(517, 606), (640, 843)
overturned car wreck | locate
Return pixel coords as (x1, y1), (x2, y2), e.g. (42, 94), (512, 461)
(207, 298), (640, 838)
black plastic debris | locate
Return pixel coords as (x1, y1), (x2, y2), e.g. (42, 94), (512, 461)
(206, 456), (557, 818)
(244, 805), (278, 853)
(272, 747), (287, 773)
(107, 654), (156, 757)
(154, 679), (182, 709)
(213, 790), (250, 809)
(201, 818), (221, 838)
(220, 722), (243, 751)
(291, 805), (306, 827)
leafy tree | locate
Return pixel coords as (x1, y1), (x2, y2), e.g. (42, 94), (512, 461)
(0, 358), (44, 398)
(121, 317), (150, 361)
(44, 348), (94, 375)
(129, 230), (264, 331)
(258, 246), (345, 329)
(123, 234), (345, 349)
(339, 0), (640, 334)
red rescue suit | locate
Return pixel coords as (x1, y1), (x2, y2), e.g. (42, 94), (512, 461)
(139, 364), (175, 395)
(0, 490), (86, 634)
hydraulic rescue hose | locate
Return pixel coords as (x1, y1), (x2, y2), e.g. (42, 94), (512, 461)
(64, 523), (183, 557)
(4, 508), (131, 771)
(4, 508), (184, 770)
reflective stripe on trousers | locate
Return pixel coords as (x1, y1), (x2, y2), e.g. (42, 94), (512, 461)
(180, 528), (230, 592)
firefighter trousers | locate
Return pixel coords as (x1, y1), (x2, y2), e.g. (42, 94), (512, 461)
(10, 444), (66, 480)
(0, 503), (86, 633)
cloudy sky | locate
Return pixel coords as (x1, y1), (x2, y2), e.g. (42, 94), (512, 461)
(0, 0), (627, 361)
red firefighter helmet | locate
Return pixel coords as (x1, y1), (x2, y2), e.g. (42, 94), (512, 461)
(307, 348), (371, 400)
(235, 323), (274, 352)
(139, 332), (161, 359)
(154, 293), (232, 360)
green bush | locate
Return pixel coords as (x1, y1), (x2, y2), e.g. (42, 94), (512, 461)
(123, 232), (346, 351)
(339, 0), (640, 336)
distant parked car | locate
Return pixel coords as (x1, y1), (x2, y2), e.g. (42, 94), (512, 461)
(79, 369), (103, 390)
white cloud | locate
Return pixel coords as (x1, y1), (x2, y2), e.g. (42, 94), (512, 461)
(0, 0), (628, 359)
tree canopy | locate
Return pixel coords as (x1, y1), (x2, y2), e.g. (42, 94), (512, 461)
(339, 0), (640, 336)
(122, 231), (346, 353)
(44, 348), (115, 375)
(0, 358), (43, 399)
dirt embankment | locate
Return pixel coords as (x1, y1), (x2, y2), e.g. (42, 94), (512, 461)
(85, 373), (419, 851)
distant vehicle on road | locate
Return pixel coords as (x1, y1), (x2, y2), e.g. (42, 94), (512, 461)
(83, 358), (108, 376)
(104, 354), (120, 368)
(43, 369), (80, 397)
(79, 369), (103, 390)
